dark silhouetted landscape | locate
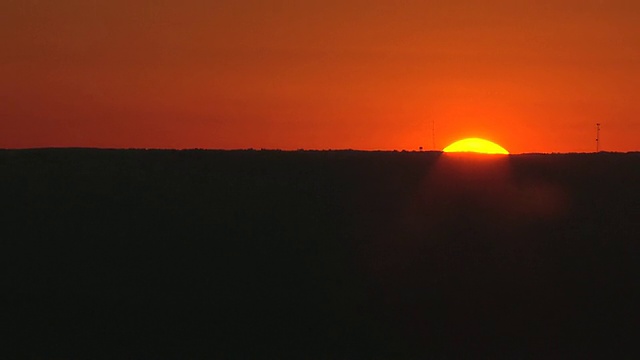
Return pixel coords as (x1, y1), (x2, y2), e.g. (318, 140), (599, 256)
(3, 149), (640, 358)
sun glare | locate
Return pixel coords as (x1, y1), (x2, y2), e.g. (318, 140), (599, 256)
(443, 138), (509, 154)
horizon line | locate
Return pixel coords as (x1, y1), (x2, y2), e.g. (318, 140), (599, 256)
(1, 147), (638, 155)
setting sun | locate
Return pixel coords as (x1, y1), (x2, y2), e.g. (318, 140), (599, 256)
(443, 138), (509, 154)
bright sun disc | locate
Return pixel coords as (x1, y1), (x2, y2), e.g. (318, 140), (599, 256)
(443, 138), (509, 154)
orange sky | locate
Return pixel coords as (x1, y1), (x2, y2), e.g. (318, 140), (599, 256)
(2, 0), (639, 153)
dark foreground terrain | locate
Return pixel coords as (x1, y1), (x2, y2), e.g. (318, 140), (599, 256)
(2, 149), (640, 358)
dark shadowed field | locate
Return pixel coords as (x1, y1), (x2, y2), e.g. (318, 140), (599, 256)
(2, 149), (640, 358)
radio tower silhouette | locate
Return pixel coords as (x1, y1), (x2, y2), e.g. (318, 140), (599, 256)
(432, 119), (436, 150)
(596, 123), (601, 152)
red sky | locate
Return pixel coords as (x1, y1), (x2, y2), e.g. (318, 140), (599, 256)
(2, 0), (639, 153)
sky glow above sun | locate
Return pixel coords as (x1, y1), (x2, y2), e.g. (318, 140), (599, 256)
(443, 138), (509, 154)
(2, 1), (640, 152)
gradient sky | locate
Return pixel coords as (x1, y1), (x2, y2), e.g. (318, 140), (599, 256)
(2, 0), (639, 153)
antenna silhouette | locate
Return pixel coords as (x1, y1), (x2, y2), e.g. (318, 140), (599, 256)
(596, 123), (601, 152)
(432, 119), (436, 150)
